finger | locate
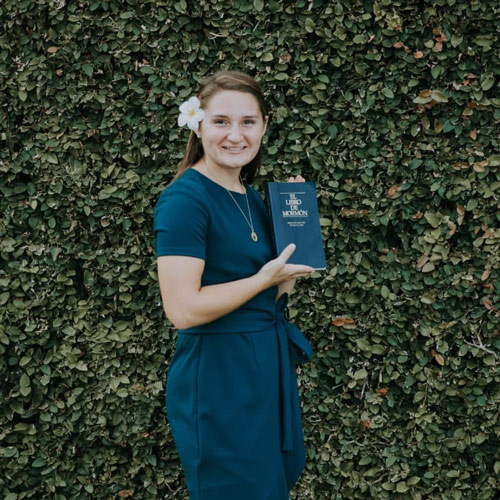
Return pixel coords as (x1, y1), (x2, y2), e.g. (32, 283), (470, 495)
(296, 175), (305, 182)
(278, 243), (296, 262)
(286, 264), (315, 274)
(287, 176), (294, 182)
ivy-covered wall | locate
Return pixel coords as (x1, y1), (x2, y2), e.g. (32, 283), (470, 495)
(1, 0), (499, 498)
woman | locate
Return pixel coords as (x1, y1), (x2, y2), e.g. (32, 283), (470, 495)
(153, 70), (315, 500)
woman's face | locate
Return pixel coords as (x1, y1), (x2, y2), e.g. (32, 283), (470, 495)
(198, 90), (268, 172)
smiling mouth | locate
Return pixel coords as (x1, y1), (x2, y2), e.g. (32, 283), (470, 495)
(222, 146), (247, 151)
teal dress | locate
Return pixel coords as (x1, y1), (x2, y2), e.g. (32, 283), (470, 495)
(153, 167), (313, 500)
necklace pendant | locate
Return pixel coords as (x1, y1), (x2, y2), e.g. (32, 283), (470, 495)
(251, 231), (258, 242)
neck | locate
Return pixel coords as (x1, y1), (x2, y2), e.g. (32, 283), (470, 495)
(200, 159), (245, 192)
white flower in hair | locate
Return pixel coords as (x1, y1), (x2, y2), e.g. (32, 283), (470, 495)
(177, 96), (205, 131)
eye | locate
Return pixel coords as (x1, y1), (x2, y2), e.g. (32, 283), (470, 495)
(244, 120), (256, 125)
(213, 119), (227, 125)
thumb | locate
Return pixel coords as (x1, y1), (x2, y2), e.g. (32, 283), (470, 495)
(278, 243), (296, 263)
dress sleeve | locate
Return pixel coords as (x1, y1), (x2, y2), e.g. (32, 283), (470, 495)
(153, 185), (209, 259)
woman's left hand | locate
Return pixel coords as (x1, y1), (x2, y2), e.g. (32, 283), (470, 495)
(287, 175), (305, 182)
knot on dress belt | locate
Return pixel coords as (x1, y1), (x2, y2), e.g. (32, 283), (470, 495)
(274, 293), (313, 451)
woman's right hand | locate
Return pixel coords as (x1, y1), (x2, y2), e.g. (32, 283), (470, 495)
(256, 243), (314, 288)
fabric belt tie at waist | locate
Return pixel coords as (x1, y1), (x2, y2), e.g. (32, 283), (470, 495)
(274, 293), (313, 452)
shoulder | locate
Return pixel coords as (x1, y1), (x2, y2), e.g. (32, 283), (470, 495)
(154, 170), (209, 214)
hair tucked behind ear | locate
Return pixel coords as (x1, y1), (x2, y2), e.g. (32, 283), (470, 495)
(169, 70), (268, 185)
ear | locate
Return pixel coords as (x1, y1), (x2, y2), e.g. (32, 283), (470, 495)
(262, 115), (269, 136)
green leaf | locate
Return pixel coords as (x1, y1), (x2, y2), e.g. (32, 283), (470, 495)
(334, 192), (349, 200)
(382, 88), (394, 99)
(46, 153), (58, 165)
(32, 458), (46, 468)
(328, 124), (338, 138)
(431, 90), (448, 103)
(483, 354), (496, 366)
(413, 95), (432, 104)
(19, 356), (31, 367)
(356, 338), (371, 351)
(424, 212), (441, 228)
(20, 374), (30, 388)
(0, 292), (9, 305)
(253, 0), (264, 11)
(353, 34), (366, 44)
(473, 36), (493, 48)
(396, 481), (409, 493)
(370, 345), (385, 355)
(305, 18), (315, 33)
(117, 388), (128, 397)
(414, 391), (425, 402)
(345, 292), (360, 304)
(421, 263), (435, 273)
(353, 369), (368, 380)
(301, 95), (318, 105)
(122, 154), (136, 163)
(4, 447), (18, 458)
(443, 120), (454, 133)
(421, 292), (435, 304)
(82, 64), (94, 77)
(481, 77), (495, 91)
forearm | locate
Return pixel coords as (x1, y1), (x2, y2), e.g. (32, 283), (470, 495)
(178, 273), (269, 330)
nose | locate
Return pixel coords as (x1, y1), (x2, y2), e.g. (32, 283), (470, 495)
(227, 124), (243, 142)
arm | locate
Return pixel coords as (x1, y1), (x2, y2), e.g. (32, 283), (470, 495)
(158, 256), (268, 330)
(158, 244), (313, 330)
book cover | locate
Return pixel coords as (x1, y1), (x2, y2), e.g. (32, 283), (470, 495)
(264, 181), (327, 270)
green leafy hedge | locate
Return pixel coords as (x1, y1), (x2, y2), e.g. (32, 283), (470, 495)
(1, 0), (499, 498)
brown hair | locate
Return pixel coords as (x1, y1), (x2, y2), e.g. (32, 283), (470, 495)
(169, 70), (268, 185)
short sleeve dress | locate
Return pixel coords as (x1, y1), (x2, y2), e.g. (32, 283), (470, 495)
(153, 167), (313, 500)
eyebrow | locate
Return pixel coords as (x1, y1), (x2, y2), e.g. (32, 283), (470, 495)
(211, 114), (260, 119)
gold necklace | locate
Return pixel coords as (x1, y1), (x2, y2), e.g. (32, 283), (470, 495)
(205, 167), (258, 242)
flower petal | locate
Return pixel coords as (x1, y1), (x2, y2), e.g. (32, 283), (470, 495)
(179, 96), (200, 113)
(187, 117), (200, 130)
(188, 96), (200, 108)
(178, 114), (188, 127)
(179, 101), (191, 113)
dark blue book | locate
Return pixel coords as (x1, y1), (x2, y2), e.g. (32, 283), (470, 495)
(264, 181), (327, 270)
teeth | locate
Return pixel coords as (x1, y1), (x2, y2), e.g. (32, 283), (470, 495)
(224, 147), (245, 151)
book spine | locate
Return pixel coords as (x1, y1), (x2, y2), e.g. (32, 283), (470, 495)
(264, 183), (279, 258)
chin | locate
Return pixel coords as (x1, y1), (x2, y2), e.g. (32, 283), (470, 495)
(220, 156), (250, 168)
